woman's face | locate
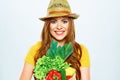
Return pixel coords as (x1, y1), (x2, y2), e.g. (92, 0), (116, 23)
(49, 17), (69, 43)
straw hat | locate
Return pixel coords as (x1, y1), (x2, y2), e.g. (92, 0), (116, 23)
(39, 0), (79, 21)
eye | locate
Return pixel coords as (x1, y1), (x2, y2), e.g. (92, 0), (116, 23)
(62, 20), (68, 24)
(50, 20), (56, 24)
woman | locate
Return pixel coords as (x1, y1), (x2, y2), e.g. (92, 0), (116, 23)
(20, 0), (90, 80)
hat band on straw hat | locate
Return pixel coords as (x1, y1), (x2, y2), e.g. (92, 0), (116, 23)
(48, 11), (70, 15)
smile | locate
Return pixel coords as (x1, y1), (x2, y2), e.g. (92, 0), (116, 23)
(55, 31), (65, 35)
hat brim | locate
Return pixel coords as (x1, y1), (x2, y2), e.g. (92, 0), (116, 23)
(39, 13), (79, 21)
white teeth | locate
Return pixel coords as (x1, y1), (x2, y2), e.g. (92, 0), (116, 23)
(55, 31), (63, 35)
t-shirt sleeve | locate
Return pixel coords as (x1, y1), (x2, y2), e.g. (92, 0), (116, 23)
(80, 44), (90, 67)
(24, 41), (41, 66)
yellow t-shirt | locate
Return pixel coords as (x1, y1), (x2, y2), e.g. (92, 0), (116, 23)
(24, 41), (90, 67)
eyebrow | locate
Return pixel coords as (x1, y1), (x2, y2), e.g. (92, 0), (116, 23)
(50, 19), (57, 21)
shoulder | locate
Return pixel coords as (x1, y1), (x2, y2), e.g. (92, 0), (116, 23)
(27, 41), (42, 57)
(80, 44), (89, 53)
(78, 43), (90, 67)
(24, 41), (42, 66)
(28, 41), (42, 51)
(32, 41), (42, 48)
(75, 42), (88, 54)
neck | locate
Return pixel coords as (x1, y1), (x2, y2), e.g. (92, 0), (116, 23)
(58, 41), (65, 46)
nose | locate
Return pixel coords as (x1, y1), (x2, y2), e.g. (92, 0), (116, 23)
(57, 22), (62, 29)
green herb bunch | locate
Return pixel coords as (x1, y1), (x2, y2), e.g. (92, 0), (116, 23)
(33, 40), (73, 80)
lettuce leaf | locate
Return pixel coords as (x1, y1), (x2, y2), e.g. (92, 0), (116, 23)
(34, 56), (70, 80)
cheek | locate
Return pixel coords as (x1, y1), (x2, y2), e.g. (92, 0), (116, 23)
(50, 24), (53, 30)
(49, 25), (54, 35)
(65, 25), (69, 33)
(50, 24), (56, 31)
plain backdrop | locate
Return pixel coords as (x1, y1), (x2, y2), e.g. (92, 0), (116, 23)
(0, 0), (120, 80)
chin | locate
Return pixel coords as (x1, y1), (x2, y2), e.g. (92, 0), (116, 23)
(54, 37), (66, 42)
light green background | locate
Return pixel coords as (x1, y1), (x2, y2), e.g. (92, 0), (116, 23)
(0, 0), (120, 80)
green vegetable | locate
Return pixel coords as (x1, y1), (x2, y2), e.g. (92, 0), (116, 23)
(34, 56), (70, 80)
(34, 40), (73, 80)
(59, 69), (66, 80)
(46, 40), (73, 61)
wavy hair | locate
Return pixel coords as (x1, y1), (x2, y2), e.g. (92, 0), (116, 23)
(34, 17), (82, 80)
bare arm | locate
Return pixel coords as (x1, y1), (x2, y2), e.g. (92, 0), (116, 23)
(80, 67), (90, 80)
(20, 62), (34, 80)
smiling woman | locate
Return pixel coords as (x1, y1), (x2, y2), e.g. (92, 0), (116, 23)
(20, 0), (90, 80)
